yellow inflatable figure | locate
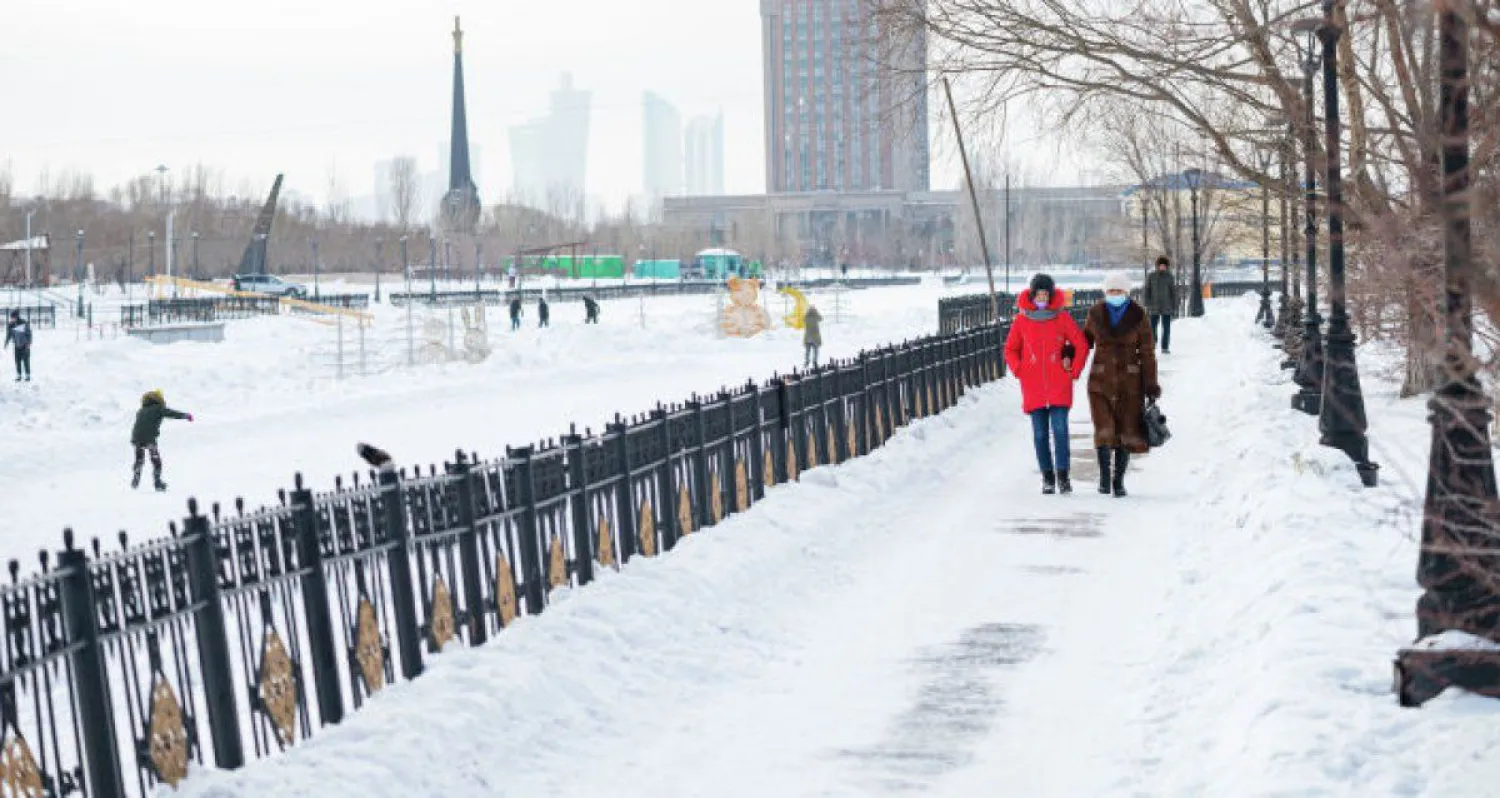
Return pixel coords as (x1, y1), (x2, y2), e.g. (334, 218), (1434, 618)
(777, 286), (810, 330)
(720, 277), (771, 338)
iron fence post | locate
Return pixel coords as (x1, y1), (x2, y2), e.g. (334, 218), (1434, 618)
(563, 434), (595, 586)
(692, 398), (711, 531)
(609, 417), (638, 564)
(180, 502), (246, 771)
(447, 453), (487, 646)
(377, 468), (424, 679)
(57, 530), (127, 798)
(288, 477), (344, 727)
(511, 446), (547, 613)
(652, 407), (676, 552)
(748, 380), (767, 501)
(660, 407), (684, 549)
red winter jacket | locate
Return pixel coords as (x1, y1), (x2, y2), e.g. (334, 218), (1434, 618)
(1004, 290), (1090, 413)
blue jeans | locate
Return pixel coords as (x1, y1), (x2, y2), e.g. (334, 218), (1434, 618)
(1030, 407), (1071, 472)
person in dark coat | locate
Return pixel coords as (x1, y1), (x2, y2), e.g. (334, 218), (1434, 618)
(1083, 272), (1161, 498)
(509, 297), (523, 330)
(4, 310), (32, 382)
(1004, 274), (1089, 495)
(538, 297), (551, 328)
(803, 305), (823, 367)
(131, 390), (193, 490)
(1141, 256), (1178, 353)
(583, 296), (600, 324)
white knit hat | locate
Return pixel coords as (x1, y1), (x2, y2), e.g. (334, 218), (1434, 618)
(1102, 271), (1133, 293)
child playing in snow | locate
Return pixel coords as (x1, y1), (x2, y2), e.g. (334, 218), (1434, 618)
(131, 390), (193, 490)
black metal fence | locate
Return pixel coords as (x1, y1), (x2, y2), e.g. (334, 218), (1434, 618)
(120, 295), (371, 328)
(1206, 280), (1266, 298)
(0, 324), (1007, 797)
(390, 277), (922, 308)
(938, 290), (1112, 335)
(1, 305), (57, 329)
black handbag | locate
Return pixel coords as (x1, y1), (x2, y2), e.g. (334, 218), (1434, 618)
(1144, 399), (1171, 448)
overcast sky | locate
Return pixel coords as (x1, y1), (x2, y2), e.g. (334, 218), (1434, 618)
(2, 0), (1093, 214)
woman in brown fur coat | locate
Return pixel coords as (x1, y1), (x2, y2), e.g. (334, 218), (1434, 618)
(1083, 271), (1162, 497)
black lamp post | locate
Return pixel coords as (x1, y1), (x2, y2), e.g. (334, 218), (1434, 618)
(429, 237), (438, 302)
(474, 241), (483, 294)
(1141, 184), (1151, 285)
(1186, 168), (1205, 317)
(1314, 0), (1377, 487)
(311, 238), (321, 301)
(1257, 152), (1275, 330)
(1396, 3), (1500, 707)
(1273, 131), (1291, 341)
(75, 230), (85, 318)
(147, 230), (157, 278)
(191, 232), (200, 281)
(1291, 22), (1326, 416)
(374, 238), (384, 303)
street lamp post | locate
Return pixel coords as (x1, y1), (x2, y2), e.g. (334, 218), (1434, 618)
(429, 237), (438, 302)
(374, 238), (384, 303)
(1314, 0), (1377, 486)
(191, 232), (200, 281)
(1187, 168), (1205, 317)
(24, 209), (36, 286)
(1291, 23), (1326, 416)
(311, 239), (321, 301)
(147, 231), (157, 279)
(1141, 185), (1150, 285)
(400, 236), (409, 292)
(1257, 152), (1274, 330)
(1273, 133), (1292, 341)
(75, 230), (85, 319)
(474, 241), (482, 295)
(1396, 1), (1500, 707)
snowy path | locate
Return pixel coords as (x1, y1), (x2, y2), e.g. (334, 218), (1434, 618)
(175, 298), (1500, 797)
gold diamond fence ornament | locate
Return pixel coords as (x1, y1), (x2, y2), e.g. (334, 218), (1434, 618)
(805, 429), (818, 469)
(0, 727), (42, 797)
(146, 676), (190, 787)
(639, 501), (658, 557)
(354, 598), (385, 695)
(847, 418), (858, 460)
(429, 577), (455, 651)
(763, 448), (776, 487)
(677, 484), (694, 537)
(826, 424), (837, 464)
(548, 535), (567, 589)
(786, 444), (799, 482)
(710, 472), (724, 524)
(735, 460), (749, 512)
(495, 555), (518, 627)
(597, 517), (617, 570)
(875, 405), (885, 439)
(257, 630), (298, 748)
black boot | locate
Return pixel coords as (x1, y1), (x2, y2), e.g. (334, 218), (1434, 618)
(1097, 448), (1112, 494)
(131, 469), (141, 489)
(1041, 470), (1056, 495)
(1057, 470), (1072, 495)
(1112, 448), (1130, 498)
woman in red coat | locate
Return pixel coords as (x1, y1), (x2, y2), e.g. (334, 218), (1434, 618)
(1004, 274), (1090, 494)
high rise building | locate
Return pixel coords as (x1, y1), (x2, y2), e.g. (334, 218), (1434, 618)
(760, 0), (929, 193)
(642, 92), (683, 201)
(684, 113), (725, 196)
(509, 73), (592, 211)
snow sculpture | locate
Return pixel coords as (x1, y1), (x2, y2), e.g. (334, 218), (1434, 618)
(719, 277), (771, 338)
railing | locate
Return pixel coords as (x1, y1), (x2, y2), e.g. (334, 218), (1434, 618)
(1206, 280), (1267, 298)
(389, 277), (922, 308)
(938, 289), (1116, 335)
(0, 324), (1008, 797)
(0, 304), (57, 329)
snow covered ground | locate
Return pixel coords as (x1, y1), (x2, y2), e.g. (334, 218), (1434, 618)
(143, 295), (1500, 797)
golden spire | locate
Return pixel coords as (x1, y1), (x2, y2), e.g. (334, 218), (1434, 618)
(453, 16), (463, 54)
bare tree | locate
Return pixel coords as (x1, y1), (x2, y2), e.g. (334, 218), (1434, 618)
(386, 156), (421, 231)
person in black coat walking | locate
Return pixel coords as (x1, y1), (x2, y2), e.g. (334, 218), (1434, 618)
(509, 297), (523, 330)
(583, 296), (600, 324)
(4, 311), (32, 382)
(1141, 256), (1178, 354)
(538, 297), (551, 328)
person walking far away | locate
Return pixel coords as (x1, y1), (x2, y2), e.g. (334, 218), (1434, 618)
(538, 296), (551, 328)
(583, 295), (600, 324)
(509, 297), (523, 331)
(131, 390), (193, 491)
(5, 310), (33, 382)
(1005, 274), (1089, 495)
(1083, 272), (1161, 498)
(803, 303), (823, 368)
(1142, 256), (1177, 354)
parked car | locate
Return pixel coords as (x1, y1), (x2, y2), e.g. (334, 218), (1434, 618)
(231, 274), (306, 298)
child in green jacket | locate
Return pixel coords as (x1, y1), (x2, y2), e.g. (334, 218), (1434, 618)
(131, 390), (193, 490)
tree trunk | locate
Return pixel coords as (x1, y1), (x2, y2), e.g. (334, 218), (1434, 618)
(1402, 274), (1444, 397)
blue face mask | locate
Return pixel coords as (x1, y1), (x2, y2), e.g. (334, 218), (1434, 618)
(1105, 294), (1129, 307)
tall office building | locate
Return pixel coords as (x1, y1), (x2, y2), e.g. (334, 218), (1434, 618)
(642, 91), (683, 201)
(684, 113), (725, 196)
(760, 0), (929, 193)
(509, 73), (592, 209)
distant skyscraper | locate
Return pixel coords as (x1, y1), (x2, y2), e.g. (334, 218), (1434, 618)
(760, 0), (929, 193)
(442, 16), (481, 234)
(510, 73), (592, 211)
(643, 92), (684, 202)
(684, 113), (725, 196)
